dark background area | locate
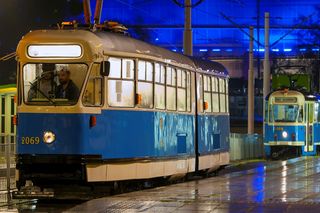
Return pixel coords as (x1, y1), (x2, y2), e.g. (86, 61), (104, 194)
(0, 0), (83, 84)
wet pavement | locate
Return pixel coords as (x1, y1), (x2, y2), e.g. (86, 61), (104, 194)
(6, 157), (320, 212)
(66, 157), (320, 212)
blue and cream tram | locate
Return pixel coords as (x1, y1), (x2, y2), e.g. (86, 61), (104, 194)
(14, 28), (229, 198)
(264, 89), (320, 159)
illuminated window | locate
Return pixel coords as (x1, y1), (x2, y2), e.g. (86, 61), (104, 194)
(199, 75), (203, 113)
(83, 63), (103, 106)
(186, 72), (191, 112)
(1, 97), (5, 135)
(166, 67), (176, 111)
(137, 60), (153, 108)
(28, 45), (82, 58)
(10, 97), (15, 134)
(212, 77), (220, 112)
(225, 79), (229, 113)
(155, 63), (165, 109)
(23, 63), (87, 105)
(108, 57), (135, 107)
(177, 69), (187, 111)
(219, 78), (226, 112)
(203, 75), (212, 112)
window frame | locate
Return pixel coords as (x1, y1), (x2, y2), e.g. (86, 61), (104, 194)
(218, 78), (227, 113)
(107, 57), (135, 108)
(203, 74), (212, 113)
(154, 63), (166, 110)
(22, 62), (88, 106)
(136, 60), (154, 109)
(177, 69), (187, 112)
(211, 76), (220, 113)
(82, 63), (104, 107)
(166, 66), (177, 111)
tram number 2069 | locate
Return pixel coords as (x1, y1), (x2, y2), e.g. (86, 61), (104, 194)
(21, 137), (40, 144)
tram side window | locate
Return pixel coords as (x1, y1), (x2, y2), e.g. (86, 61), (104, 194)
(225, 79), (229, 113)
(203, 75), (212, 112)
(314, 103), (319, 122)
(166, 67), (176, 110)
(137, 61), (153, 108)
(108, 57), (135, 107)
(309, 103), (314, 122)
(177, 69), (187, 111)
(219, 78), (226, 113)
(155, 63), (165, 109)
(186, 71), (191, 112)
(83, 63), (103, 106)
(212, 76), (219, 112)
(199, 74), (203, 113)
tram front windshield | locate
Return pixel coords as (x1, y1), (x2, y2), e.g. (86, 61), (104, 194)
(22, 63), (88, 105)
(271, 104), (301, 123)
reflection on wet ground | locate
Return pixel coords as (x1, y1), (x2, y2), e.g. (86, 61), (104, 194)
(67, 157), (320, 212)
(6, 157), (320, 212)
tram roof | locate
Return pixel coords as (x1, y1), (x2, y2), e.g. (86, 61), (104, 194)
(95, 31), (228, 76)
(267, 89), (320, 101)
(17, 29), (228, 76)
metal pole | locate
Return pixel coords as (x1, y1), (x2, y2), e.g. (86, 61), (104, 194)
(256, 0), (261, 79)
(6, 135), (11, 202)
(183, 0), (193, 56)
(94, 0), (104, 24)
(263, 12), (270, 102)
(83, 0), (92, 25)
(248, 26), (254, 135)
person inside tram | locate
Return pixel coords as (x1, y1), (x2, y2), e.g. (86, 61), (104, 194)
(55, 68), (79, 101)
(27, 63), (56, 101)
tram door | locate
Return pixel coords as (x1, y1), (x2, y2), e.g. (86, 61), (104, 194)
(305, 103), (314, 153)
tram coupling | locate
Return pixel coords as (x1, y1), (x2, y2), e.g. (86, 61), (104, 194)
(12, 181), (54, 199)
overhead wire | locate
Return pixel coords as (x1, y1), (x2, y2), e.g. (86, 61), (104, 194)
(114, 0), (180, 50)
(0, 52), (16, 62)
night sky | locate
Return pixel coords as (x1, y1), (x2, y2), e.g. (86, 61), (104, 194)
(0, 0), (83, 85)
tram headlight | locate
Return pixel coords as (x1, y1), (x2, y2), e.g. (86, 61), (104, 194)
(282, 131), (288, 139)
(43, 131), (56, 144)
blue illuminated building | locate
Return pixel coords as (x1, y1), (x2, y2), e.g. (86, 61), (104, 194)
(82, 0), (320, 61)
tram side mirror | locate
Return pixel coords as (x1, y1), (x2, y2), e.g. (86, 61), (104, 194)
(100, 61), (110, 76)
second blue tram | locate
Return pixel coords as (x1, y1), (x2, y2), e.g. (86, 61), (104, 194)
(264, 89), (320, 159)
(14, 29), (230, 198)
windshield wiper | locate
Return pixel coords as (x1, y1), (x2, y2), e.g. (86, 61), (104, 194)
(29, 81), (56, 106)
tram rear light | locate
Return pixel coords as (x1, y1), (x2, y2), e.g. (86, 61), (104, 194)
(13, 115), (18, 126)
(136, 94), (142, 105)
(13, 95), (17, 103)
(274, 134), (278, 140)
(203, 101), (209, 110)
(90, 115), (97, 128)
(292, 133), (296, 141)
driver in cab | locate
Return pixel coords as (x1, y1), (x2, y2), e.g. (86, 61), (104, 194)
(55, 68), (79, 101)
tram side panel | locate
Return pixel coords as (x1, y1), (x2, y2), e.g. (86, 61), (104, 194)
(196, 73), (230, 170)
